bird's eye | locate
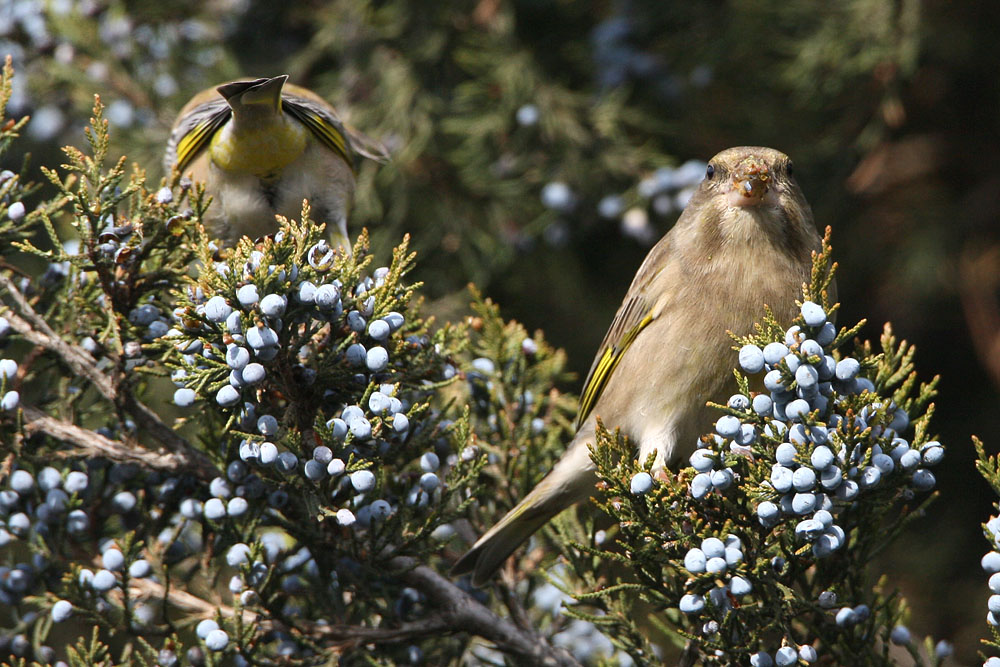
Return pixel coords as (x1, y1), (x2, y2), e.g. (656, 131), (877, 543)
(706, 164), (715, 179)
(786, 161), (794, 177)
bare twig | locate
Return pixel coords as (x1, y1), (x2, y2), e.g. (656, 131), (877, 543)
(678, 639), (700, 667)
(499, 570), (535, 632)
(132, 574), (448, 651)
(0, 276), (113, 397)
(314, 616), (452, 645)
(126, 576), (246, 620)
(0, 273), (212, 473)
(132, 553), (578, 663)
(21, 406), (215, 476)
(120, 392), (209, 467)
(390, 556), (581, 667)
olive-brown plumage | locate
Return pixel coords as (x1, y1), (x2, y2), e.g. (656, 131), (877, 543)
(453, 146), (826, 586)
(164, 75), (386, 247)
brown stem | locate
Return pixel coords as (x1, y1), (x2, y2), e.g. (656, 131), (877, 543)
(389, 556), (581, 667)
(314, 616), (452, 646)
(132, 554), (576, 665)
(678, 639), (700, 667)
(499, 571), (534, 632)
(0, 273), (214, 475)
(22, 406), (215, 476)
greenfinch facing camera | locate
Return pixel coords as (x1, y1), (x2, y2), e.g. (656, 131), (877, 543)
(453, 146), (828, 586)
(164, 75), (386, 248)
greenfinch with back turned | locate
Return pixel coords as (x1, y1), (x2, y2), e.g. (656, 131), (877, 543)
(453, 146), (828, 586)
(164, 75), (387, 248)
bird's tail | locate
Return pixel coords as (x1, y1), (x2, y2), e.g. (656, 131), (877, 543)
(451, 439), (596, 586)
(451, 485), (565, 587)
(217, 76), (287, 113)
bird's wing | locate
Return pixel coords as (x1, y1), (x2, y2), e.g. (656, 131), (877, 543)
(284, 97), (390, 172)
(342, 123), (391, 164)
(576, 238), (673, 429)
(165, 100), (232, 174)
(282, 97), (354, 169)
(282, 83), (389, 164)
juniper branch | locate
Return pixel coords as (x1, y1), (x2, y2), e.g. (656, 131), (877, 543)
(0, 273), (212, 473)
(389, 555), (582, 667)
(21, 407), (214, 477)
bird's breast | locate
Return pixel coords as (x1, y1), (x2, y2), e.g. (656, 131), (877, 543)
(203, 142), (356, 244)
(209, 117), (308, 176)
(272, 143), (355, 223)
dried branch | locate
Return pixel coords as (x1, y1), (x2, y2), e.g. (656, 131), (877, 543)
(133, 558), (555, 662)
(314, 616), (452, 646)
(499, 571), (535, 633)
(126, 576), (248, 620)
(0, 273), (212, 472)
(390, 556), (581, 667)
(120, 392), (209, 469)
(0, 274), (114, 398)
(134, 576), (453, 654)
(22, 406), (215, 477)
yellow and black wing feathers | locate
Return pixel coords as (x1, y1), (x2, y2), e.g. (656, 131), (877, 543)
(576, 295), (655, 429)
(282, 98), (354, 170)
(165, 100), (231, 175)
(283, 95), (390, 169)
(575, 237), (675, 429)
(165, 79), (389, 176)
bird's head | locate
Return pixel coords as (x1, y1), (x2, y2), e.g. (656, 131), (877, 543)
(701, 146), (799, 209)
(685, 146), (816, 255)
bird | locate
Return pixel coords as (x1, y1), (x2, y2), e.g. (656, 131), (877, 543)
(452, 146), (826, 586)
(163, 75), (387, 247)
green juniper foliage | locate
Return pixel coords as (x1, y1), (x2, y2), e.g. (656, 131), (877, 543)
(0, 62), (584, 667)
(0, 56), (963, 667)
(974, 438), (1000, 666)
(460, 290), (578, 527)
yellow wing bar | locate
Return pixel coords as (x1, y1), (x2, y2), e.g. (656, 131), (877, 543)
(283, 101), (354, 172)
(576, 312), (653, 429)
(174, 108), (231, 174)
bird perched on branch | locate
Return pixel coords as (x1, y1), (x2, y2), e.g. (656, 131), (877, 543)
(164, 75), (387, 247)
(453, 146), (826, 586)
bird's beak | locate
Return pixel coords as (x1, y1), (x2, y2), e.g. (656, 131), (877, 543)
(727, 166), (770, 207)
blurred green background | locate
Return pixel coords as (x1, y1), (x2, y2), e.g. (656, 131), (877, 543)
(2, 0), (998, 660)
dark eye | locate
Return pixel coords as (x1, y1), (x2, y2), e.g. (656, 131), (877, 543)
(786, 161), (794, 176)
(706, 164), (715, 179)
